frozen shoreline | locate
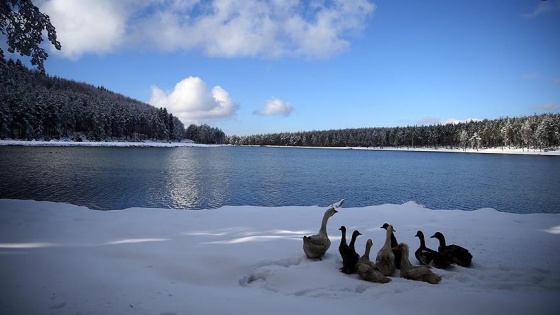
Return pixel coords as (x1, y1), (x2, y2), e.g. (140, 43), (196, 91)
(1, 199), (559, 315)
(1, 139), (559, 155)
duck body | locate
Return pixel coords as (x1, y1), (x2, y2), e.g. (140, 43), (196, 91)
(340, 230), (361, 274)
(415, 230), (451, 269)
(430, 232), (473, 267)
(303, 207), (338, 259)
(398, 243), (442, 284)
(382, 223), (402, 270)
(376, 224), (396, 276)
(357, 239), (391, 283)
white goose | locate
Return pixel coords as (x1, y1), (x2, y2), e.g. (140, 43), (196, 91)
(302, 200), (343, 259)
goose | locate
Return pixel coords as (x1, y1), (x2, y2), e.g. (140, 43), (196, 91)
(338, 226), (348, 258)
(303, 206), (338, 259)
(376, 224), (396, 276)
(397, 243), (442, 284)
(414, 230), (451, 269)
(430, 231), (473, 267)
(357, 239), (391, 283)
(381, 223), (402, 269)
(340, 230), (361, 274)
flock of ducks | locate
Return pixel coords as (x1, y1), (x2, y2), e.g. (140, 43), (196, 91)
(302, 200), (473, 285)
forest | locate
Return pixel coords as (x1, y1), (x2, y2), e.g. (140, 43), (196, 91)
(1, 56), (559, 150)
(227, 114), (560, 151)
(0, 56), (185, 142)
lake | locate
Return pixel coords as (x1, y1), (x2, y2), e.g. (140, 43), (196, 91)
(0, 146), (558, 213)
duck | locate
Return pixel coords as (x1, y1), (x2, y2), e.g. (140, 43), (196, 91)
(381, 222), (402, 269)
(357, 239), (391, 283)
(397, 243), (442, 284)
(430, 231), (473, 267)
(303, 206), (338, 259)
(338, 226), (348, 258)
(376, 224), (396, 276)
(414, 230), (451, 269)
(340, 230), (361, 274)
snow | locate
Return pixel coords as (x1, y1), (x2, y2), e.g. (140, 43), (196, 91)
(1, 139), (559, 155)
(1, 199), (559, 315)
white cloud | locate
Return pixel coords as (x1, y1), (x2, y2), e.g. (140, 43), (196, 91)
(40, 0), (128, 59)
(149, 77), (239, 125)
(535, 104), (560, 112)
(442, 118), (482, 125)
(417, 117), (440, 126)
(40, 0), (375, 59)
(254, 97), (294, 116)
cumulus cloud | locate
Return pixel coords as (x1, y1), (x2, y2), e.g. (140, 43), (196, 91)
(254, 97), (294, 116)
(40, 0), (375, 59)
(149, 77), (239, 125)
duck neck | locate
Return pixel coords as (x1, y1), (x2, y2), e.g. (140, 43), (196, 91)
(400, 247), (411, 270)
(362, 242), (371, 260)
(340, 229), (346, 244)
(383, 228), (392, 249)
(390, 233), (398, 247)
(349, 233), (358, 249)
(319, 212), (330, 235)
(418, 234), (426, 249)
(438, 235), (446, 247)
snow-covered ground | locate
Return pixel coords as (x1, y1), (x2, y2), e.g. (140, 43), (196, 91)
(0, 139), (211, 148)
(1, 199), (559, 315)
(1, 139), (559, 155)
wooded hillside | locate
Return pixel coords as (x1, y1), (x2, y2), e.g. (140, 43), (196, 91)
(0, 57), (185, 142)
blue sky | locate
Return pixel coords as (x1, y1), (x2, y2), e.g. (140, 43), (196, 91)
(25, 0), (560, 136)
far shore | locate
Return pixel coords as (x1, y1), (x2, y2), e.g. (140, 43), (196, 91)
(1, 139), (559, 156)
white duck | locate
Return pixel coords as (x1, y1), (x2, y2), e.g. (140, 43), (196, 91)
(357, 239), (391, 283)
(397, 242), (442, 284)
(303, 201), (343, 259)
(376, 224), (396, 276)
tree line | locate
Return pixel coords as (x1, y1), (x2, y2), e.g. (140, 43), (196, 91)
(0, 57), (185, 142)
(227, 114), (560, 151)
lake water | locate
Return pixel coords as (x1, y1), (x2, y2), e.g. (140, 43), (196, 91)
(0, 146), (558, 213)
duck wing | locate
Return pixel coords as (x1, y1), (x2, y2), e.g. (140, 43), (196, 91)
(448, 244), (472, 267)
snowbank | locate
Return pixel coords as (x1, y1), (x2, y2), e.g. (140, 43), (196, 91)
(1, 139), (559, 155)
(1, 199), (559, 314)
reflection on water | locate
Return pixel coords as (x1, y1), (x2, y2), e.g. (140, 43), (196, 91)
(165, 148), (231, 209)
(0, 146), (559, 213)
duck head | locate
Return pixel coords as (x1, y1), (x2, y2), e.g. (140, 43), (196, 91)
(339, 226), (346, 232)
(415, 230), (424, 238)
(430, 232), (445, 241)
(381, 223), (396, 233)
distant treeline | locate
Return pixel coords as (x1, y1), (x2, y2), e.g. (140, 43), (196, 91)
(0, 58), (185, 142)
(227, 114), (560, 151)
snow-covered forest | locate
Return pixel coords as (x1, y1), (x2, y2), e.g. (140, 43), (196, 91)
(1, 56), (559, 149)
(0, 57), (185, 142)
(228, 114), (560, 151)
